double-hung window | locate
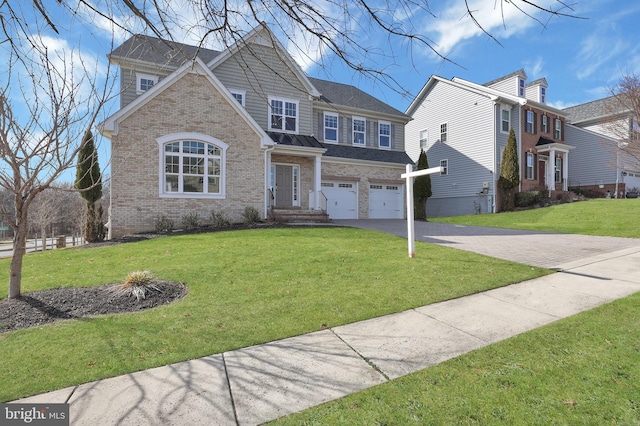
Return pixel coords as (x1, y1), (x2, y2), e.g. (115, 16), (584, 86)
(353, 117), (366, 145)
(541, 87), (546, 103)
(501, 108), (510, 133)
(324, 112), (338, 143)
(555, 157), (562, 182)
(158, 133), (227, 198)
(525, 152), (535, 180)
(270, 98), (298, 132)
(519, 78), (525, 96)
(440, 123), (448, 143)
(440, 159), (448, 175)
(541, 115), (548, 133)
(419, 129), (428, 149)
(378, 121), (391, 148)
(554, 118), (562, 139)
(526, 111), (534, 133)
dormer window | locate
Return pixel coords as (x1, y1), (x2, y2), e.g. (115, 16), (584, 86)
(519, 78), (525, 97)
(136, 73), (158, 94)
(541, 87), (546, 103)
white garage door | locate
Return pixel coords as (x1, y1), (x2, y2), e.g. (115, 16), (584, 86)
(624, 172), (640, 193)
(369, 184), (404, 219)
(322, 181), (358, 219)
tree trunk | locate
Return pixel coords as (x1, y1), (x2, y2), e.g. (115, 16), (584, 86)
(41, 226), (47, 251)
(9, 217), (28, 299)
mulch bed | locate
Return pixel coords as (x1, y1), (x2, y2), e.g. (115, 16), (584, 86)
(0, 281), (188, 333)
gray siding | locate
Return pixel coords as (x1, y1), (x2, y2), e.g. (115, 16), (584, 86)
(487, 76), (519, 96)
(566, 124), (618, 187)
(118, 66), (171, 108)
(213, 43), (314, 135)
(405, 80), (496, 203)
(427, 195), (492, 218)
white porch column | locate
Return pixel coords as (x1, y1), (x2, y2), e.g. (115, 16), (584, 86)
(314, 154), (322, 210)
(563, 151), (569, 191)
(548, 147), (556, 194)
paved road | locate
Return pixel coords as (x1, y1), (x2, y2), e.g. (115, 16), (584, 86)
(333, 219), (640, 269)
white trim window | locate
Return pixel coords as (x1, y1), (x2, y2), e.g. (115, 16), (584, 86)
(554, 118), (563, 139)
(540, 87), (546, 103)
(541, 115), (548, 133)
(419, 129), (428, 149)
(525, 152), (535, 180)
(440, 122), (448, 143)
(378, 121), (391, 149)
(136, 73), (158, 94)
(269, 98), (298, 133)
(353, 117), (366, 145)
(440, 159), (448, 175)
(501, 108), (510, 133)
(519, 78), (525, 97)
(526, 110), (534, 133)
(230, 90), (246, 107)
(324, 112), (338, 143)
(157, 133), (227, 198)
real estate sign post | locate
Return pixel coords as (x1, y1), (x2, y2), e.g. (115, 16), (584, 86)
(401, 164), (444, 258)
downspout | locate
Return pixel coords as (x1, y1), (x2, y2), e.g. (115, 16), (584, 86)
(491, 98), (498, 214)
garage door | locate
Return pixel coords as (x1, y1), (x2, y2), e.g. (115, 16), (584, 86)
(624, 172), (640, 193)
(369, 184), (403, 219)
(322, 181), (358, 219)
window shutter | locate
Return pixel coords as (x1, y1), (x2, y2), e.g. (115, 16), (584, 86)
(561, 120), (565, 141)
(373, 121), (378, 147)
(534, 113), (538, 134)
(347, 118), (352, 144)
(533, 154), (537, 179)
(318, 112), (323, 140)
(339, 116), (344, 143)
(367, 120), (372, 147)
(391, 124), (396, 149)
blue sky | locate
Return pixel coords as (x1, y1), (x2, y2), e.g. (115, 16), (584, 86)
(4, 0), (640, 181)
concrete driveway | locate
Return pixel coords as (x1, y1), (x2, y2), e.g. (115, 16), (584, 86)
(333, 219), (640, 269)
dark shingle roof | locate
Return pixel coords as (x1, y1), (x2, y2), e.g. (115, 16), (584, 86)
(536, 136), (556, 146)
(483, 69), (526, 87)
(323, 144), (412, 165)
(109, 34), (221, 68)
(308, 78), (409, 120)
(562, 96), (630, 124)
(267, 132), (324, 148)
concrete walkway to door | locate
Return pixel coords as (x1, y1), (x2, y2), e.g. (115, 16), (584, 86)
(332, 219), (640, 269)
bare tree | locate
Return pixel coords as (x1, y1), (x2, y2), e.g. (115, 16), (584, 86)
(0, 37), (112, 299)
(602, 74), (640, 173)
(8, 1), (580, 96)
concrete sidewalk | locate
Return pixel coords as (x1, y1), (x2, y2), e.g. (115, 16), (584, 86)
(11, 230), (640, 425)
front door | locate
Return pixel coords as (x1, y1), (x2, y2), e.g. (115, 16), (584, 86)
(275, 165), (293, 207)
(538, 160), (547, 190)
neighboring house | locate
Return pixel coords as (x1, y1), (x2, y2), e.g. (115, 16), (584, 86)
(563, 96), (640, 197)
(405, 69), (618, 217)
(100, 25), (412, 238)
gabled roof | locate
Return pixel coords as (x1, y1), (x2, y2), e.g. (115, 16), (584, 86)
(309, 78), (410, 120)
(526, 78), (548, 88)
(108, 34), (220, 68)
(99, 57), (272, 147)
(563, 96), (631, 124)
(483, 69), (527, 87)
(207, 24), (321, 98)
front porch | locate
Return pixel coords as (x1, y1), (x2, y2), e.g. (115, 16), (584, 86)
(535, 139), (575, 195)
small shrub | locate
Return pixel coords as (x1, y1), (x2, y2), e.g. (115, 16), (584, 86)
(242, 206), (261, 225)
(210, 210), (231, 228)
(515, 190), (542, 208)
(181, 211), (200, 230)
(119, 270), (158, 301)
(155, 215), (174, 234)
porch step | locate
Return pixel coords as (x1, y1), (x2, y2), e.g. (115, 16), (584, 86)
(269, 208), (331, 224)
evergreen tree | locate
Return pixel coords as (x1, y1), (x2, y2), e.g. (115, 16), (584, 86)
(498, 128), (520, 211)
(413, 150), (432, 220)
(75, 129), (104, 242)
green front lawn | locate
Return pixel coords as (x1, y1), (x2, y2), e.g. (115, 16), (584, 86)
(274, 292), (640, 425)
(0, 227), (548, 402)
(432, 198), (640, 238)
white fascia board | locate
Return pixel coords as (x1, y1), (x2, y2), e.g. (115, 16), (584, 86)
(406, 75), (445, 116)
(452, 77), (525, 105)
(318, 102), (410, 123)
(207, 24), (321, 98)
(273, 145), (326, 156)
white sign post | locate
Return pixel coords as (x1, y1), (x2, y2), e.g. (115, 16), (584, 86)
(401, 164), (444, 258)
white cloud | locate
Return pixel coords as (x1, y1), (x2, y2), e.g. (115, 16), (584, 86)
(427, 0), (542, 56)
(526, 57), (544, 79)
